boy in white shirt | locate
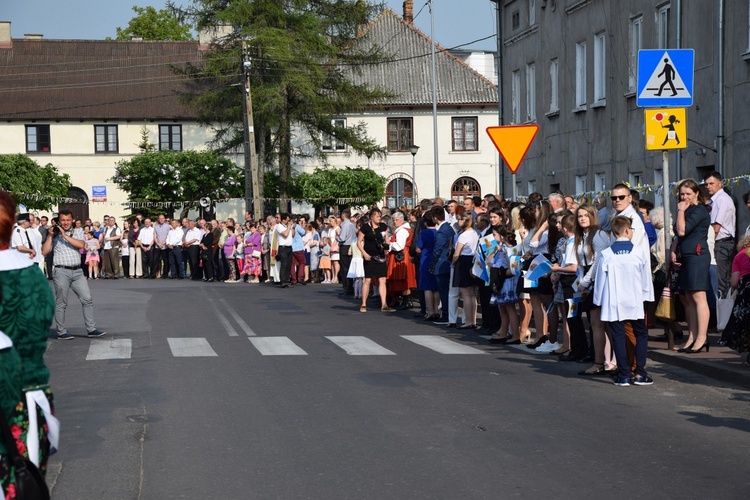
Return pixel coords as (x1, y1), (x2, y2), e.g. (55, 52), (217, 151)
(593, 216), (655, 387)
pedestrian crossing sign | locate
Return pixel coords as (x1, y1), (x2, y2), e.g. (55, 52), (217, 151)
(637, 49), (694, 107)
(644, 108), (687, 150)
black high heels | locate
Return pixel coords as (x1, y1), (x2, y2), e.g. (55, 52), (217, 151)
(685, 340), (710, 354)
(676, 341), (695, 353)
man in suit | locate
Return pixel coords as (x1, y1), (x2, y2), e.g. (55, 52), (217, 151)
(428, 206), (455, 324)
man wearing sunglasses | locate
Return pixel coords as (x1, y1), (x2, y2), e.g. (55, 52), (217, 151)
(610, 184), (651, 259)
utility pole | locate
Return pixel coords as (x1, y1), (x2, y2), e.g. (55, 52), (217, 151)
(242, 41), (262, 221)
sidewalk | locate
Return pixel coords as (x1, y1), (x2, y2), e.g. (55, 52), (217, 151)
(645, 330), (750, 390)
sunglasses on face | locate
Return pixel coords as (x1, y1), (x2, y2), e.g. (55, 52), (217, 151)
(610, 195), (628, 201)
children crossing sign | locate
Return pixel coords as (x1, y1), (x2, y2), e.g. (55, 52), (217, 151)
(637, 49), (694, 107)
(644, 108), (687, 150)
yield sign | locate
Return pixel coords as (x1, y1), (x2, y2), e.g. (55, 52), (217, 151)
(486, 124), (539, 173)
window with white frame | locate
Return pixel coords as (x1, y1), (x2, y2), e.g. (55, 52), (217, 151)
(25, 124), (51, 153)
(549, 58), (559, 113)
(575, 41), (587, 107)
(629, 16), (643, 92)
(657, 4), (670, 49)
(526, 63), (536, 121)
(575, 175), (587, 195)
(322, 118), (347, 152)
(529, 0), (536, 26)
(593, 32), (606, 102)
(594, 173), (606, 192)
(452, 117), (478, 151)
(629, 172), (644, 188)
(511, 70), (521, 124)
(527, 180), (536, 196)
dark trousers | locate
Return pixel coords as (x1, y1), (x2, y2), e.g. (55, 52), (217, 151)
(188, 246), (201, 280)
(610, 319), (649, 380)
(157, 246), (170, 277)
(566, 311), (589, 358)
(291, 250), (305, 283)
(436, 273), (450, 321)
(201, 250), (214, 280)
(45, 251), (54, 279)
(478, 284), (500, 332)
(715, 238), (736, 297)
(169, 247), (183, 278)
(102, 247), (120, 278)
(142, 248), (156, 278)
(278, 246), (293, 285)
(122, 255), (130, 278)
(181, 248), (190, 276)
(339, 244), (353, 293)
(212, 248), (223, 281)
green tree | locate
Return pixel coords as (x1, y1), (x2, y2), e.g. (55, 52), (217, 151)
(114, 5), (194, 41)
(111, 149), (243, 217)
(173, 0), (393, 211)
(296, 167), (385, 212)
(0, 154), (71, 211)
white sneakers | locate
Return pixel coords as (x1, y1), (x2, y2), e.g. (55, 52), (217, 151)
(535, 341), (560, 353)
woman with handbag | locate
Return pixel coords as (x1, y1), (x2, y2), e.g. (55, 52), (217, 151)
(386, 212), (417, 309)
(128, 218), (143, 278)
(358, 208), (393, 313)
(0, 191), (57, 499)
(720, 235), (750, 360)
(451, 212), (481, 329)
(199, 223), (215, 282)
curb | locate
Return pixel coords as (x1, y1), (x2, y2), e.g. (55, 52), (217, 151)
(647, 348), (750, 390)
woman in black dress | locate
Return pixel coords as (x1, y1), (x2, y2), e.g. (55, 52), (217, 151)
(670, 179), (711, 353)
(200, 223), (215, 282)
(357, 208), (393, 312)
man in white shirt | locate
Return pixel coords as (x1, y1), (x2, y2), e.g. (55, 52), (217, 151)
(138, 218), (156, 279)
(166, 219), (185, 278)
(275, 213), (295, 288)
(11, 213), (36, 260)
(27, 214), (44, 270)
(705, 171), (736, 297)
(183, 220), (203, 280)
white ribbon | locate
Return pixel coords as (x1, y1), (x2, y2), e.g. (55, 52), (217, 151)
(24, 390), (60, 467)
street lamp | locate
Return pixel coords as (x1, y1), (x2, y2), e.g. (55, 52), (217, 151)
(408, 144), (419, 207)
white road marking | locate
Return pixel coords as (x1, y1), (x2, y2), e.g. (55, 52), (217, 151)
(249, 337), (307, 356)
(167, 338), (218, 357)
(219, 298), (256, 336)
(86, 339), (132, 360)
(401, 335), (487, 355)
(203, 289), (238, 336)
(325, 336), (396, 355)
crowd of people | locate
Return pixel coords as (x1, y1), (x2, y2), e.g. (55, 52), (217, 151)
(3, 172), (750, 496)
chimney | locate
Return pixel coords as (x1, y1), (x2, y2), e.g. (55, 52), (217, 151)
(403, 1), (414, 24)
(0, 21), (11, 48)
(24, 33), (43, 40)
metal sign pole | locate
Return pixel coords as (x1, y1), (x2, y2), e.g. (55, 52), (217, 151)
(512, 173), (517, 200)
(662, 149), (674, 350)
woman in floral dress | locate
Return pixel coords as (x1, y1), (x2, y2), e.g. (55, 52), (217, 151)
(242, 222), (262, 283)
(0, 191), (58, 498)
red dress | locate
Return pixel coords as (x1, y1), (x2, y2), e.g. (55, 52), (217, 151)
(387, 227), (417, 293)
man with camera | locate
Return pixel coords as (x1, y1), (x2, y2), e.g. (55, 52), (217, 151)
(42, 209), (106, 340)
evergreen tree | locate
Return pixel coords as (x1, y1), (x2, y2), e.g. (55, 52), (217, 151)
(172, 0), (392, 211)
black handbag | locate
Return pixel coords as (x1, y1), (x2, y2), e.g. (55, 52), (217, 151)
(0, 405), (50, 500)
(393, 250), (405, 262)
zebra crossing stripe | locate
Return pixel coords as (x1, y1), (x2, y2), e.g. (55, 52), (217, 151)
(325, 336), (396, 355)
(249, 337), (308, 356)
(86, 339), (132, 360)
(167, 338), (218, 357)
(401, 335), (487, 355)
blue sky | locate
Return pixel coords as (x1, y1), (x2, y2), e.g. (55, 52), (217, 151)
(3, 1), (496, 51)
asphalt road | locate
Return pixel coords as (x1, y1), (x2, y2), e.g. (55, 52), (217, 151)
(44, 279), (750, 499)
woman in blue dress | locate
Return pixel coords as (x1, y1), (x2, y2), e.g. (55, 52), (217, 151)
(417, 211), (439, 320)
